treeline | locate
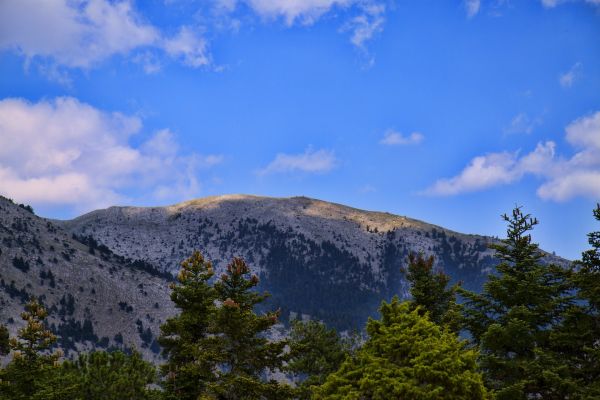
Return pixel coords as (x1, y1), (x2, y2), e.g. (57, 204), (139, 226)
(0, 206), (599, 399)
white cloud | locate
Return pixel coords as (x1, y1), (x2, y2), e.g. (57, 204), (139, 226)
(258, 148), (337, 175)
(424, 111), (600, 201)
(559, 62), (581, 88)
(380, 130), (424, 146)
(163, 26), (211, 68)
(504, 113), (542, 135)
(215, 0), (386, 52)
(542, 0), (600, 7)
(0, 97), (222, 212)
(0, 0), (210, 71)
(465, 0), (481, 18)
(227, 0), (355, 25)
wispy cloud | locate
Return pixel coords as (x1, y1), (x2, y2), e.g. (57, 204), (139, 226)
(504, 113), (543, 135)
(423, 111), (600, 201)
(0, 97), (222, 212)
(258, 148), (337, 175)
(465, 0), (481, 18)
(0, 0), (210, 72)
(541, 0), (600, 8)
(380, 130), (424, 146)
(559, 62), (582, 88)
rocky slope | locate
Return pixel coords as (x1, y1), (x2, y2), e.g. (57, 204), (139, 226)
(58, 194), (526, 329)
(0, 196), (175, 361)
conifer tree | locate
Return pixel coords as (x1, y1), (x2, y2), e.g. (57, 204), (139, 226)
(0, 300), (61, 400)
(287, 320), (348, 399)
(403, 252), (461, 330)
(159, 251), (217, 400)
(203, 257), (293, 399)
(314, 298), (488, 400)
(552, 204), (600, 398)
(460, 207), (572, 399)
(61, 351), (159, 400)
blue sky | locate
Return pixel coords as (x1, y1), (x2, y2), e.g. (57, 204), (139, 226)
(1, 0), (599, 259)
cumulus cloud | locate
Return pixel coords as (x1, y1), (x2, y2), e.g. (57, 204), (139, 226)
(380, 130), (424, 146)
(0, 0), (210, 71)
(258, 148), (337, 175)
(465, 0), (481, 18)
(0, 97), (222, 212)
(559, 62), (581, 88)
(424, 111), (600, 201)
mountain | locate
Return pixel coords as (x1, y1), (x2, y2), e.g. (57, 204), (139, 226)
(58, 194), (531, 330)
(0, 196), (174, 361)
(2, 193), (566, 359)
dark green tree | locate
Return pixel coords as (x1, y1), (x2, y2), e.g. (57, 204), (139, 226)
(159, 251), (217, 400)
(313, 298), (488, 400)
(552, 204), (600, 398)
(203, 257), (293, 399)
(159, 252), (293, 400)
(0, 300), (61, 400)
(59, 351), (159, 400)
(287, 320), (348, 399)
(403, 252), (461, 330)
(460, 207), (572, 399)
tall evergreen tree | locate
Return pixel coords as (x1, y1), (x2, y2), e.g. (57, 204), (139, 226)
(287, 320), (348, 399)
(159, 252), (292, 399)
(314, 298), (488, 400)
(203, 257), (293, 399)
(159, 251), (217, 400)
(552, 204), (600, 398)
(403, 252), (461, 330)
(460, 207), (572, 399)
(0, 300), (61, 400)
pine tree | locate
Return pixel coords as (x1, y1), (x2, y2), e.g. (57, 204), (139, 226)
(60, 351), (159, 399)
(203, 257), (293, 399)
(287, 320), (348, 399)
(403, 252), (461, 330)
(0, 300), (61, 400)
(159, 251), (217, 400)
(552, 204), (600, 398)
(159, 252), (293, 399)
(313, 298), (488, 400)
(460, 207), (572, 399)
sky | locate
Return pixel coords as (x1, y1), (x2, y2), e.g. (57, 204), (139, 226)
(0, 0), (599, 260)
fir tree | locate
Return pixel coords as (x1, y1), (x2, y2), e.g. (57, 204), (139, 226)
(460, 207), (572, 399)
(0, 300), (61, 400)
(313, 298), (488, 400)
(203, 257), (293, 400)
(287, 320), (348, 399)
(403, 252), (461, 330)
(159, 251), (217, 400)
(61, 351), (159, 399)
(552, 204), (600, 398)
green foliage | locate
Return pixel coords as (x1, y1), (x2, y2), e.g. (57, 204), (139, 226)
(403, 252), (461, 330)
(314, 298), (488, 400)
(159, 251), (293, 400)
(159, 251), (217, 399)
(60, 351), (159, 400)
(552, 204), (600, 398)
(460, 207), (573, 399)
(287, 320), (348, 399)
(0, 300), (61, 400)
